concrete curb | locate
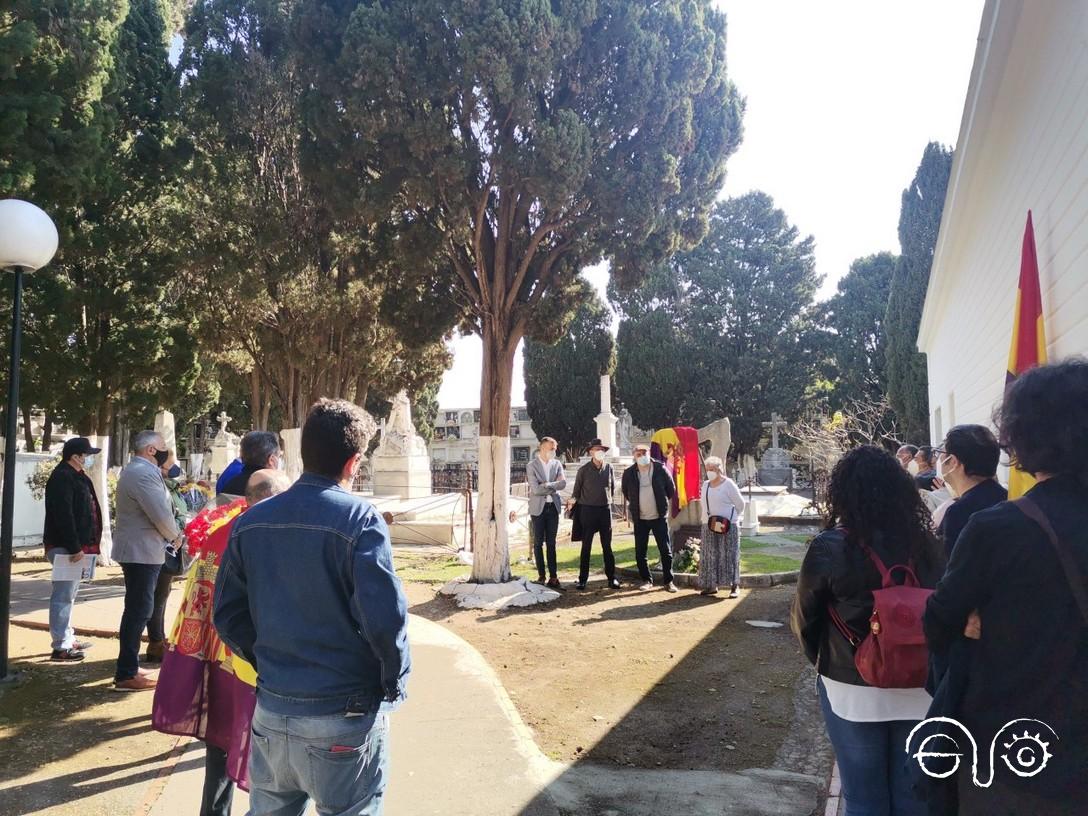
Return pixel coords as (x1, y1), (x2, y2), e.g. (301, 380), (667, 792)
(616, 566), (799, 589)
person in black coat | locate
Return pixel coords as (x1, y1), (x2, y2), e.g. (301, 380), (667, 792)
(792, 445), (945, 816)
(924, 359), (1088, 816)
(913, 446), (939, 491)
(43, 437), (104, 662)
(219, 431), (282, 496)
(621, 442), (677, 592)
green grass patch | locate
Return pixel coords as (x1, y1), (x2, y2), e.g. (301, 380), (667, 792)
(741, 552), (803, 574)
(779, 533), (816, 545)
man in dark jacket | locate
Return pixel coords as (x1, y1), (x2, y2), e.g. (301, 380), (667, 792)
(621, 442), (677, 592)
(219, 431), (281, 497)
(43, 437), (103, 662)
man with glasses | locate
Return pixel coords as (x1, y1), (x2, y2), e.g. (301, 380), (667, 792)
(112, 430), (181, 691)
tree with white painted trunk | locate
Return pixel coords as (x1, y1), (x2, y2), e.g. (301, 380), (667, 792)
(296, 0), (743, 581)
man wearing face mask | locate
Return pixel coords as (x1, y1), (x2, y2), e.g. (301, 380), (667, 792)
(568, 438), (619, 590)
(934, 425), (1007, 558)
(621, 442), (677, 592)
(144, 450), (191, 663)
(112, 430), (182, 691)
(42, 437), (103, 662)
(914, 446), (939, 490)
(896, 445), (920, 475)
(527, 436), (567, 589)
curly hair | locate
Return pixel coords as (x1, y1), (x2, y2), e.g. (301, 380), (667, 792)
(826, 445), (943, 577)
(996, 357), (1088, 484)
(301, 399), (376, 479)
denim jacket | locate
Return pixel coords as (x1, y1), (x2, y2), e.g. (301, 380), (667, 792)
(213, 473), (410, 717)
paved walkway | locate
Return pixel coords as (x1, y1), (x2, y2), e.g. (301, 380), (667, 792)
(10, 570), (821, 815)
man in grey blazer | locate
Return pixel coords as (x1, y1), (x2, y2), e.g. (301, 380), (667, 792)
(112, 430), (181, 691)
(527, 436), (567, 589)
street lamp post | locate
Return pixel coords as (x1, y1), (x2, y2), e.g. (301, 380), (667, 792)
(0, 200), (58, 682)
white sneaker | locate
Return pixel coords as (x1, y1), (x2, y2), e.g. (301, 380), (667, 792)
(639, 581), (653, 591)
(665, 582), (678, 593)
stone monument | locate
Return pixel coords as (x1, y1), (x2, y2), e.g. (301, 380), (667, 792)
(371, 391), (431, 498)
(697, 417), (731, 461)
(208, 410), (239, 482)
(87, 434), (114, 564)
(616, 405), (633, 456)
(757, 413), (793, 487)
(594, 375), (618, 457)
(154, 410), (176, 456)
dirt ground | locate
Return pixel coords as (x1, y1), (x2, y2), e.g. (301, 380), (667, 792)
(0, 626), (184, 816)
(405, 580), (809, 772)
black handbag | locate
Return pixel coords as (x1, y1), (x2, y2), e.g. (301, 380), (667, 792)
(162, 539), (191, 575)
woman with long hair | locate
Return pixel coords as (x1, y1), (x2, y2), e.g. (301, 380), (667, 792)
(924, 359), (1088, 815)
(792, 445), (945, 816)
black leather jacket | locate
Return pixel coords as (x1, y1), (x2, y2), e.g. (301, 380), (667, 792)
(791, 527), (943, 685)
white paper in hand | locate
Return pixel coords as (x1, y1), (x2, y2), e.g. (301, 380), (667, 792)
(52, 554), (97, 582)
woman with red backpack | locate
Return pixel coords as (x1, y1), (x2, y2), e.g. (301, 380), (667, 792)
(792, 445), (946, 816)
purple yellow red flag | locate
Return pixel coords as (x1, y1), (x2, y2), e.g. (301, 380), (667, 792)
(1005, 210), (1047, 498)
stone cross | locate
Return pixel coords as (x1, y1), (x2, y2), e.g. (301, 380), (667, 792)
(762, 412), (787, 449)
(216, 411), (232, 437)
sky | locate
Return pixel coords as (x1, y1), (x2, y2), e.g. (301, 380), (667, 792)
(435, 0), (987, 409)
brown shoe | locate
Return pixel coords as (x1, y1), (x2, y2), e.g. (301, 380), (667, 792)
(112, 675), (157, 692)
(144, 640), (165, 663)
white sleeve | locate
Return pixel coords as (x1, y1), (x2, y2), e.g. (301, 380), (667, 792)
(722, 478), (746, 520)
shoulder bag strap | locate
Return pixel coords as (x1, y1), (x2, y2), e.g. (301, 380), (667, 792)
(1015, 496), (1088, 626)
(856, 540), (894, 587)
(827, 601), (862, 647)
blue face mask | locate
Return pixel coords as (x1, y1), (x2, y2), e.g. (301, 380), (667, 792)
(636, 454), (651, 466)
(167, 464), (182, 479)
(83, 454), (97, 470)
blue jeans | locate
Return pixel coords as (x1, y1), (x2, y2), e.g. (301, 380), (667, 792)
(47, 550), (80, 651)
(248, 704), (389, 816)
(817, 677), (925, 816)
(115, 562), (162, 682)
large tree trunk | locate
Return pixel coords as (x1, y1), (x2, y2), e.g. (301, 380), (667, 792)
(42, 412), (54, 449)
(470, 324), (519, 583)
(21, 405), (35, 452)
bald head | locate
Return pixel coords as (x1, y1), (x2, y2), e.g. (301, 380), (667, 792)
(245, 469), (291, 505)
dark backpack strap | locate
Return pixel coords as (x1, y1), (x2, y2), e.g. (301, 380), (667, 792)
(1015, 496), (1088, 627)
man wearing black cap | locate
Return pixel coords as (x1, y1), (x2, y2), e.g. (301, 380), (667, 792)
(567, 438), (620, 590)
(43, 437), (104, 662)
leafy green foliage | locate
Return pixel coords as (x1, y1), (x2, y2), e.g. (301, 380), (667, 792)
(818, 252), (898, 410)
(523, 288), (615, 458)
(613, 192), (822, 457)
(884, 142), (953, 442)
(293, 0), (743, 435)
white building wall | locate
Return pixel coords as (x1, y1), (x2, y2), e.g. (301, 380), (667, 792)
(919, 0), (1088, 444)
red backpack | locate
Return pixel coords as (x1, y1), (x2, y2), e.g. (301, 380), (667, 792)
(829, 541), (932, 689)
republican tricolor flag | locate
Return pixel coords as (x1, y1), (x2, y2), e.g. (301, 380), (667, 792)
(1005, 210), (1047, 498)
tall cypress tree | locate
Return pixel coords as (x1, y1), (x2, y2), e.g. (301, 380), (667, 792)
(884, 142), (953, 442)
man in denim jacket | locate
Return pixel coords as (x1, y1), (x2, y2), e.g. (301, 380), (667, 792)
(214, 399), (410, 815)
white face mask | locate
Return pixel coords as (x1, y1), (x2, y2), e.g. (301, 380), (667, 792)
(540, 448), (554, 461)
(907, 460), (920, 476)
(936, 454), (959, 496)
(592, 450), (606, 463)
(636, 454), (650, 467)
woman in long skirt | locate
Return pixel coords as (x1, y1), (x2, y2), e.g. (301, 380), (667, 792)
(699, 456), (745, 597)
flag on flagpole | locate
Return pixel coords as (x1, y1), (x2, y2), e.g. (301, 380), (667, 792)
(1005, 210), (1047, 498)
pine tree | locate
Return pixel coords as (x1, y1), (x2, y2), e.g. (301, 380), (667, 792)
(294, 0), (743, 581)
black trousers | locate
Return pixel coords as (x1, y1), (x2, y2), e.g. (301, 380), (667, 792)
(200, 744), (235, 816)
(146, 567), (174, 643)
(116, 563), (161, 682)
(532, 503), (560, 579)
(634, 517), (673, 584)
(578, 504), (615, 585)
